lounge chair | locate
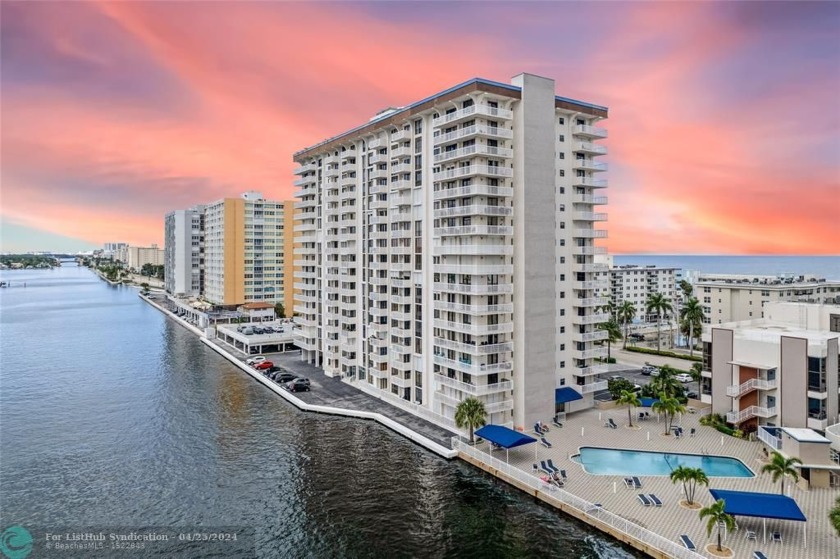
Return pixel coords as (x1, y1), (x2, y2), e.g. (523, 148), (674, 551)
(540, 460), (554, 475)
(632, 476), (642, 488)
(540, 437), (552, 448)
(690, 428), (696, 437)
(771, 531), (782, 543)
(753, 552), (768, 559)
(552, 417), (564, 428)
(559, 469), (568, 480)
(745, 530), (757, 541)
(637, 494), (651, 506)
(624, 477), (635, 489)
(534, 423), (543, 436)
(547, 459), (561, 474)
(679, 535), (696, 550)
(608, 418), (618, 429)
(648, 494), (662, 506)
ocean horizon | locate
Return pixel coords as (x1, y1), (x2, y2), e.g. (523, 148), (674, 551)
(612, 254), (840, 280)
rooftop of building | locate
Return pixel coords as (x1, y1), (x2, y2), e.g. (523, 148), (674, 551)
(611, 265), (679, 272)
(695, 273), (840, 288)
(294, 75), (608, 160)
(780, 427), (831, 444)
(708, 318), (839, 345)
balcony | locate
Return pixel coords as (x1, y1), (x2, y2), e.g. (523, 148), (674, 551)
(434, 244), (513, 256)
(391, 179), (413, 190)
(433, 337), (513, 355)
(293, 175), (317, 187)
(433, 355), (513, 376)
(572, 177), (608, 189)
(433, 282), (513, 295)
(435, 225), (513, 237)
(391, 146), (412, 158)
(391, 163), (413, 174)
(575, 279), (609, 290)
(726, 406), (777, 424)
(485, 399), (515, 414)
(757, 427), (782, 450)
(433, 125), (513, 146)
(578, 347), (608, 359)
(575, 296), (609, 308)
(294, 162), (318, 175)
(433, 319), (514, 336)
(433, 104), (514, 126)
(575, 364), (609, 377)
(434, 264), (513, 275)
(434, 144), (514, 164)
(433, 165), (513, 182)
(575, 141), (608, 156)
(574, 229), (608, 239)
(340, 150), (356, 161)
(433, 301), (514, 314)
(579, 263), (609, 273)
(725, 378), (778, 398)
(572, 330), (608, 343)
(391, 129), (411, 142)
(435, 373), (513, 396)
(367, 138), (384, 150)
(579, 381), (608, 394)
(433, 204), (512, 218)
(574, 194), (608, 205)
(390, 374), (413, 388)
(433, 184), (513, 200)
(573, 125), (608, 139)
(572, 246), (608, 256)
(573, 160), (608, 172)
(572, 313), (609, 325)
(370, 169), (389, 180)
(573, 212), (608, 222)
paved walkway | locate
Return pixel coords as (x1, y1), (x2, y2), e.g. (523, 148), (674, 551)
(479, 407), (838, 559)
(221, 346), (459, 450)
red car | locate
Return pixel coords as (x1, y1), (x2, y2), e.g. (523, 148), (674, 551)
(255, 361), (274, 370)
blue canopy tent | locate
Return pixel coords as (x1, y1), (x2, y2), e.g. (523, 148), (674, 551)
(474, 425), (538, 464)
(639, 397), (660, 408)
(555, 387), (583, 405)
(709, 489), (807, 546)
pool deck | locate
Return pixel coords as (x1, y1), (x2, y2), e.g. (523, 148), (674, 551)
(473, 407), (838, 559)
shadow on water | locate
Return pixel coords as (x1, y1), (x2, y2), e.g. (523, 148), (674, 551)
(0, 265), (643, 558)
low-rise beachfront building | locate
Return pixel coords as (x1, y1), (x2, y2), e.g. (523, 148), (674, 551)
(701, 302), (840, 435)
(693, 273), (840, 325)
(593, 263), (679, 319)
(757, 426), (840, 488)
(292, 73), (609, 431)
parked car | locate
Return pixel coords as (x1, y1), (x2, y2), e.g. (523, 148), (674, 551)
(675, 373), (693, 383)
(641, 365), (656, 376)
(242, 328), (254, 335)
(246, 356), (266, 365)
(265, 366), (282, 374)
(285, 378), (311, 392)
(255, 361), (274, 370)
(632, 384), (642, 392)
(628, 333), (645, 341)
(649, 368), (660, 377)
(686, 391), (699, 399)
(609, 375), (624, 382)
(273, 372), (299, 384)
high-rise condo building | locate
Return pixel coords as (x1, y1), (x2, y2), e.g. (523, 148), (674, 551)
(164, 193), (294, 311)
(165, 206), (205, 297)
(292, 74), (609, 431)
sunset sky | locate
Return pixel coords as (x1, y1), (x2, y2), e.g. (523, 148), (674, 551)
(1, 1), (838, 254)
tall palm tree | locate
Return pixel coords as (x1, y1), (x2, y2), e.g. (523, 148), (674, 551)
(761, 451), (803, 494)
(678, 279), (694, 301)
(617, 300), (636, 350)
(650, 365), (682, 398)
(690, 362), (703, 397)
(646, 292), (673, 353)
(699, 499), (735, 552)
(680, 297), (705, 357)
(601, 299), (617, 320)
(652, 393), (685, 435)
(597, 317), (622, 361)
(669, 466), (708, 505)
(830, 496), (840, 537)
(617, 389), (641, 428)
(455, 397), (487, 444)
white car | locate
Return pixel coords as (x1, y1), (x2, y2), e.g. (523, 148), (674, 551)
(246, 356), (266, 365)
(675, 373), (693, 383)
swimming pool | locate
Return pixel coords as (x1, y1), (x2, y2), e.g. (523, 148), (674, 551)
(573, 447), (754, 477)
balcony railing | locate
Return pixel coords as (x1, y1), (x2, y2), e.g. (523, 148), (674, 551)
(573, 160), (608, 172)
(579, 381), (608, 394)
(434, 301), (514, 314)
(294, 162), (318, 175)
(573, 212), (608, 222)
(574, 229), (608, 239)
(433, 125), (513, 145)
(434, 264), (513, 275)
(574, 194), (608, 205)
(434, 244), (513, 256)
(433, 319), (514, 336)
(435, 225), (513, 237)
(433, 104), (514, 126)
(725, 378), (778, 397)
(575, 141), (608, 155)
(757, 427), (782, 450)
(433, 205), (512, 218)
(572, 177), (608, 188)
(434, 373), (513, 396)
(433, 165), (513, 182)
(433, 282), (513, 295)
(433, 337), (513, 355)
(433, 184), (514, 200)
(434, 144), (514, 164)
(573, 125), (608, 139)
(572, 313), (609, 325)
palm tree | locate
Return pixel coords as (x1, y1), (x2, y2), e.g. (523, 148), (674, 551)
(678, 279), (694, 301)
(455, 397), (487, 444)
(830, 495), (840, 537)
(761, 451), (803, 494)
(680, 297), (705, 357)
(617, 389), (641, 427)
(601, 299), (617, 320)
(597, 317), (622, 361)
(652, 393), (685, 435)
(669, 466), (708, 505)
(646, 292), (673, 353)
(650, 365), (682, 398)
(617, 300), (637, 350)
(690, 362), (703, 397)
(699, 499), (735, 552)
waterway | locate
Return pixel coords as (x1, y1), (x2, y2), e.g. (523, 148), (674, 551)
(0, 264), (638, 558)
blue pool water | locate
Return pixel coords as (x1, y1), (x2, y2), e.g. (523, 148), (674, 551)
(574, 447), (754, 477)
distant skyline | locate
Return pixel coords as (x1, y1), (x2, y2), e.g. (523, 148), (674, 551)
(1, 1), (838, 254)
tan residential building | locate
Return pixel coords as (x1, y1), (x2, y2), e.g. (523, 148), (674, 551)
(125, 244), (165, 271)
(293, 74), (609, 431)
(694, 274), (840, 325)
(701, 302), (840, 435)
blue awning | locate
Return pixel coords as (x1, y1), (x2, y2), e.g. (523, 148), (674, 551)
(556, 387), (583, 404)
(709, 489), (806, 522)
(640, 397), (660, 408)
(474, 425), (537, 449)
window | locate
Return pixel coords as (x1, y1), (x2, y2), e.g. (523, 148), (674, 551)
(559, 153), (565, 159)
(559, 134), (565, 142)
(559, 117), (565, 125)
